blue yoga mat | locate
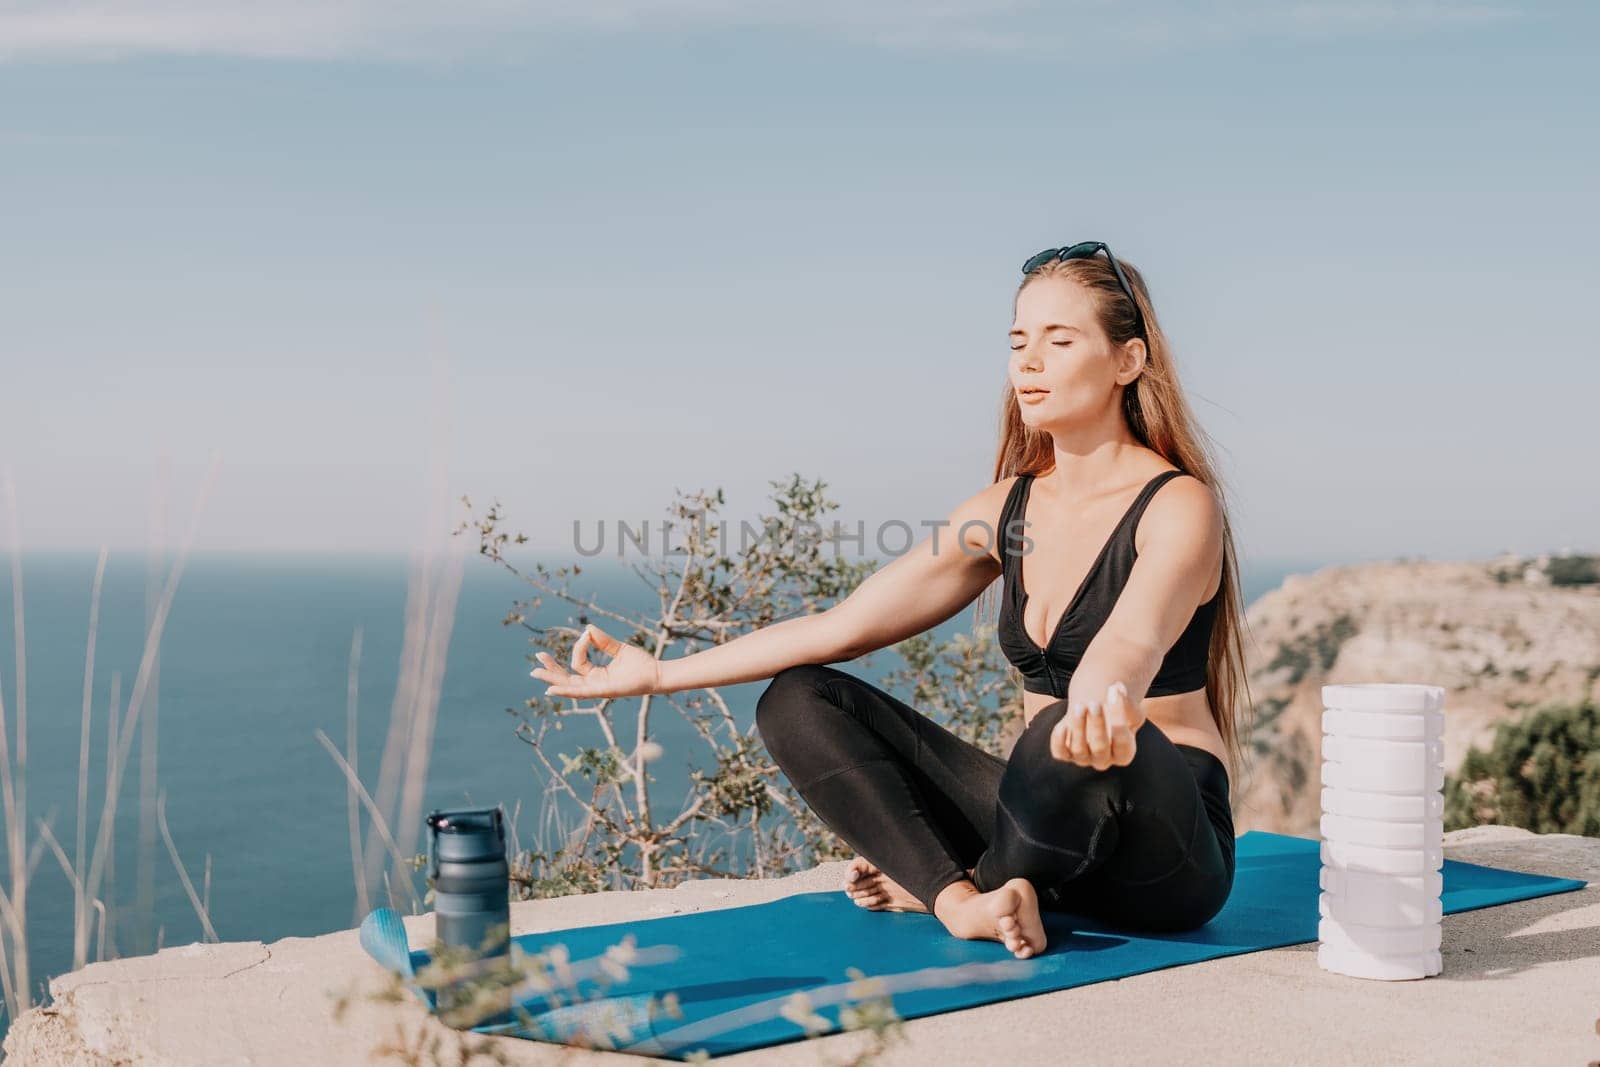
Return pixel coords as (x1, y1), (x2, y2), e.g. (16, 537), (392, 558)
(359, 829), (1587, 1059)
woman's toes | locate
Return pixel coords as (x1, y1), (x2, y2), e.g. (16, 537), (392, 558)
(845, 874), (886, 908)
(855, 890), (886, 909)
(845, 857), (884, 890)
(845, 865), (876, 892)
(979, 880), (1045, 957)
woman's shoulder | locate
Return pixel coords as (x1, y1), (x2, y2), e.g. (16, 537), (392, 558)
(1127, 452), (1206, 500)
(942, 474), (1030, 567)
(1134, 467), (1222, 553)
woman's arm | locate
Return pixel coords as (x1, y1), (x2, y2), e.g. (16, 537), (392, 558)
(533, 479), (1016, 700)
(1066, 476), (1223, 708)
(655, 479), (1012, 693)
(1050, 476), (1225, 768)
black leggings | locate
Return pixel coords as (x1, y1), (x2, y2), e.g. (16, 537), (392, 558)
(755, 664), (1236, 933)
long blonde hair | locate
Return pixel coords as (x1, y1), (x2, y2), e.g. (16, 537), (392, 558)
(975, 252), (1257, 787)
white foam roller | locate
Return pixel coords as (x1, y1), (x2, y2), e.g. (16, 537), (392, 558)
(1323, 707), (1444, 740)
(1320, 865), (1442, 899)
(1318, 941), (1442, 981)
(1321, 756), (1444, 795)
(1320, 887), (1443, 928)
(1322, 838), (1444, 874)
(1323, 734), (1443, 770)
(1320, 913), (1441, 955)
(1321, 812), (1443, 850)
(1322, 786), (1443, 822)
(1322, 734), (1444, 762)
(1322, 683), (1444, 714)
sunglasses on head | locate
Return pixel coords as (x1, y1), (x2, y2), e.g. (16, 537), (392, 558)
(1021, 241), (1146, 338)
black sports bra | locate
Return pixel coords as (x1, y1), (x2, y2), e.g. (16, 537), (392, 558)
(995, 469), (1222, 699)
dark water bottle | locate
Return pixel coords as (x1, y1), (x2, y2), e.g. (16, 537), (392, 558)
(426, 805), (511, 965)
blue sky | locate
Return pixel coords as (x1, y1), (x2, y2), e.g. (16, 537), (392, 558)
(1, 1), (1595, 564)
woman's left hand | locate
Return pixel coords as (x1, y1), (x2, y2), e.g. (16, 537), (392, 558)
(1049, 681), (1142, 770)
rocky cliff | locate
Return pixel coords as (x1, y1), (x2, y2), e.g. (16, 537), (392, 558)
(1234, 552), (1600, 836)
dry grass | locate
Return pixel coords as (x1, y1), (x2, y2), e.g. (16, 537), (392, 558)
(0, 454), (224, 1028)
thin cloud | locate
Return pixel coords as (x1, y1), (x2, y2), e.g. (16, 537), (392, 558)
(0, 0), (1535, 62)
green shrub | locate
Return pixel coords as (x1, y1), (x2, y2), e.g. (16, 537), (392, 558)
(1265, 613), (1356, 685)
(1546, 555), (1600, 587)
(1443, 702), (1600, 836)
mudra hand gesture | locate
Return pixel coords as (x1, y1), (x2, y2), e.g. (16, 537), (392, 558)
(1048, 681), (1143, 770)
(530, 623), (661, 699)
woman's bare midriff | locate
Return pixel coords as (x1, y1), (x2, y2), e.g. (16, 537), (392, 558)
(1021, 687), (1230, 790)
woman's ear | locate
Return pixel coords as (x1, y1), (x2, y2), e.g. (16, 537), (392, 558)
(1117, 336), (1148, 384)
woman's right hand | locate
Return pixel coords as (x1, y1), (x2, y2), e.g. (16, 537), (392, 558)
(531, 623), (662, 699)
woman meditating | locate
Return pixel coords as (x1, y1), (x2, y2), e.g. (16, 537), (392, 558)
(531, 242), (1248, 960)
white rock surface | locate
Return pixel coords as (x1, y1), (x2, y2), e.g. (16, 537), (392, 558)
(5, 826), (1597, 1066)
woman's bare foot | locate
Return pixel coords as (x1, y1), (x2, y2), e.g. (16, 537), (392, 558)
(844, 857), (928, 912)
(932, 877), (1047, 959)
(843, 857), (979, 914)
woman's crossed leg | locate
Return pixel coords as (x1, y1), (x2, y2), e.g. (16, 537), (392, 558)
(755, 663), (1229, 958)
(756, 664), (1048, 955)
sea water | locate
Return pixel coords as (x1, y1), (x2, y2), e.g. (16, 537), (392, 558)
(0, 549), (1298, 1033)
